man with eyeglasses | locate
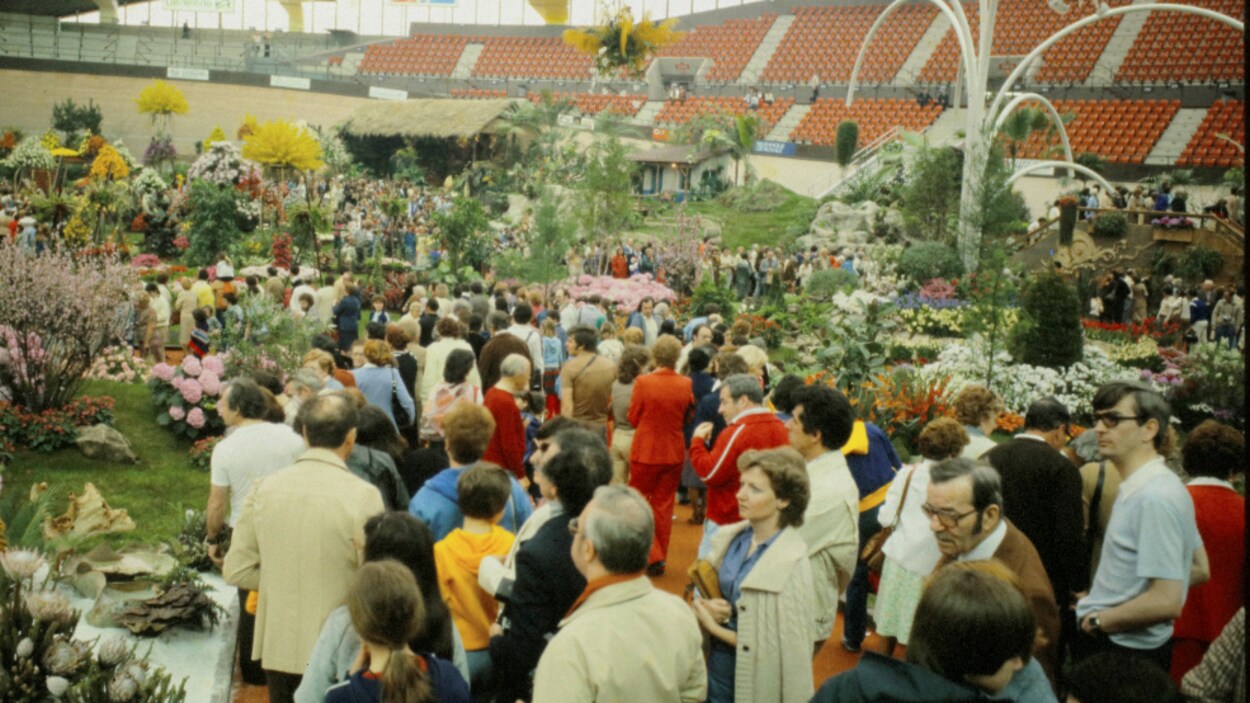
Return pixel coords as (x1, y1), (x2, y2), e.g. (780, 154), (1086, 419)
(1074, 381), (1209, 672)
(925, 457), (1061, 683)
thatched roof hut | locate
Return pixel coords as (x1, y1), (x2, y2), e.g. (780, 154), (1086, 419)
(339, 98), (517, 139)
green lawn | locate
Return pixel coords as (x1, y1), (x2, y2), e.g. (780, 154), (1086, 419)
(5, 380), (207, 547)
(678, 190), (818, 251)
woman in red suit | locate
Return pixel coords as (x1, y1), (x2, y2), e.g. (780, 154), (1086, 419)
(1171, 420), (1245, 684)
(627, 334), (694, 575)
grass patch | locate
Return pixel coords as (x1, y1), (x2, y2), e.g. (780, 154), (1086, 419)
(664, 186), (818, 251)
(5, 380), (206, 547)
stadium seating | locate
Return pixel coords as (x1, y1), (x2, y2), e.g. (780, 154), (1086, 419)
(1116, 0), (1243, 84)
(1009, 99), (1181, 164)
(655, 14), (777, 82)
(451, 88), (508, 98)
(652, 96), (794, 130)
(358, 34), (470, 76)
(471, 36), (593, 80)
(919, 0), (1128, 85)
(1178, 100), (1244, 167)
(526, 92), (647, 116)
(788, 98), (945, 146)
(761, 4), (937, 84)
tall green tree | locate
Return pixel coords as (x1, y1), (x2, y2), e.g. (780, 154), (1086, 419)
(497, 187), (577, 295)
(433, 195), (492, 273)
(898, 145), (962, 243)
(575, 131), (638, 258)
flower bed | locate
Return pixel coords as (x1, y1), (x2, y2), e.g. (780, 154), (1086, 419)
(85, 346), (152, 384)
(564, 274), (675, 313)
(0, 396), (116, 452)
(147, 355), (226, 439)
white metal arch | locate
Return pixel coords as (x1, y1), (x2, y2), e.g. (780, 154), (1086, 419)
(1005, 160), (1116, 196)
(846, 0), (977, 107)
(993, 92), (1076, 165)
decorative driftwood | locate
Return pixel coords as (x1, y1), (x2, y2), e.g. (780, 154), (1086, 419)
(115, 583), (218, 636)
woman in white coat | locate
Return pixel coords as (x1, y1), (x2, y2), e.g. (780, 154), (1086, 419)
(694, 447), (816, 703)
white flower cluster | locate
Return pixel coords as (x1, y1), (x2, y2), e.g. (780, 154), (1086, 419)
(187, 142), (258, 186)
(4, 135), (55, 172)
(131, 168), (168, 197)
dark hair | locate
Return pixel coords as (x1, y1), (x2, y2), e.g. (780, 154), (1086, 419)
(345, 561), (433, 703)
(144, 282), (158, 294)
(224, 378), (270, 421)
(365, 321), (388, 340)
(541, 428), (612, 516)
(790, 384), (854, 450)
(512, 302), (533, 324)
(357, 405), (408, 463)
(908, 565), (1036, 683)
(250, 370), (284, 397)
(738, 447), (809, 528)
(1064, 651), (1181, 703)
(385, 324), (411, 350)
(430, 348), (472, 385)
(687, 345), (713, 374)
(1182, 420), (1244, 480)
(443, 402), (495, 464)
(714, 352), (748, 379)
(769, 374), (805, 414)
(456, 464), (513, 520)
(487, 310), (511, 332)
(1092, 381), (1171, 450)
(362, 512), (454, 661)
(930, 457), (1003, 513)
(198, 268), (209, 280)
(534, 415), (580, 442)
(616, 344), (650, 384)
(1023, 397), (1070, 432)
(568, 324), (598, 352)
(296, 393), (359, 449)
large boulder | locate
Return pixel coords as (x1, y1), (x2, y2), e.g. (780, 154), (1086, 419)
(74, 424), (138, 464)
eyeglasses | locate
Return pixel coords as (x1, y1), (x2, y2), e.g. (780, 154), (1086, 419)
(1092, 411), (1147, 429)
(921, 503), (978, 528)
(567, 517), (580, 537)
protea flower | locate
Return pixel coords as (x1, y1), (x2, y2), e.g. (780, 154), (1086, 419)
(1, 549), (46, 580)
(98, 637), (130, 667)
(108, 673), (140, 703)
(26, 591), (74, 625)
(43, 639), (88, 675)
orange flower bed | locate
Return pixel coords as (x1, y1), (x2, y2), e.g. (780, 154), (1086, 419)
(996, 412), (1025, 434)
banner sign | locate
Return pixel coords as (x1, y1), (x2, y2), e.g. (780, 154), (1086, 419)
(162, 0), (236, 12)
(167, 66), (209, 81)
(753, 140), (796, 156)
(270, 75), (311, 90)
(368, 86), (409, 101)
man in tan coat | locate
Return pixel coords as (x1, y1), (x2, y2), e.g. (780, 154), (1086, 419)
(532, 485), (705, 702)
(223, 393), (385, 703)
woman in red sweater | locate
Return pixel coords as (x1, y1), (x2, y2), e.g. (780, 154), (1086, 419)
(481, 354), (531, 487)
(1171, 420), (1245, 684)
(627, 335), (694, 574)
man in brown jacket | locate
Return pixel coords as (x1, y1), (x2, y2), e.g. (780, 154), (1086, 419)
(925, 457), (1062, 685)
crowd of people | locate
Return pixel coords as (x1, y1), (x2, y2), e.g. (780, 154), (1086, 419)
(190, 263), (1243, 703)
(1086, 269), (1244, 350)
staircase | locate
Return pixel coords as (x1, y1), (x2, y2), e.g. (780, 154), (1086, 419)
(1145, 108), (1206, 165)
(450, 42), (484, 80)
(738, 14), (794, 85)
(922, 107), (966, 144)
(1085, 0), (1153, 87)
(893, 12), (950, 85)
(766, 103), (809, 141)
(633, 100), (665, 127)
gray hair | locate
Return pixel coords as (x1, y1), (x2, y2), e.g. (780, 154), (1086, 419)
(722, 373), (764, 405)
(930, 457), (1003, 513)
(583, 485), (654, 574)
(288, 368), (325, 394)
(487, 310), (511, 332)
(500, 353), (531, 380)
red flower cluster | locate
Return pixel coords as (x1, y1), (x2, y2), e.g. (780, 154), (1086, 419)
(0, 397), (116, 453)
(1081, 317), (1181, 341)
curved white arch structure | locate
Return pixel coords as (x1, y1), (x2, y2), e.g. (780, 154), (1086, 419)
(993, 92), (1075, 165)
(1005, 160), (1116, 195)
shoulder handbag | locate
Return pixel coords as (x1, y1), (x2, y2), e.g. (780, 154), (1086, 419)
(687, 558), (722, 600)
(860, 466), (915, 573)
(390, 371), (412, 427)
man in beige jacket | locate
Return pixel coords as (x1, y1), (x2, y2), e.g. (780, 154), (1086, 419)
(532, 485), (706, 703)
(223, 393), (385, 703)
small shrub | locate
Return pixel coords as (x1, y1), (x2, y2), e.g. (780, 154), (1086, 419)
(835, 121), (859, 167)
(897, 242), (964, 286)
(1091, 212), (1127, 238)
(1177, 245), (1224, 283)
(1010, 270), (1083, 368)
(188, 436), (221, 473)
(690, 276), (738, 318)
(806, 268), (859, 299)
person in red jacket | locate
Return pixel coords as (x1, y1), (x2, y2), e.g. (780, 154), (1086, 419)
(1171, 420), (1245, 683)
(627, 335), (694, 574)
(689, 372), (789, 559)
(482, 354), (531, 486)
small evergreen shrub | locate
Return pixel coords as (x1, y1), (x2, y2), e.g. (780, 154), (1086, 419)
(806, 268), (859, 299)
(1091, 212), (1127, 238)
(835, 121), (859, 167)
(897, 242), (964, 285)
(1010, 270), (1083, 368)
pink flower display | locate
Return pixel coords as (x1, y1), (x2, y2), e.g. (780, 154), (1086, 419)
(201, 355), (225, 377)
(169, 375), (184, 391)
(181, 356), (202, 377)
(198, 370), (222, 397)
(180, 378), (203, 405)
(186, 407), (206, 429)
(565, 274), (676, 313)
(168, 405), (186, 421)
(150, 363), (175, 382)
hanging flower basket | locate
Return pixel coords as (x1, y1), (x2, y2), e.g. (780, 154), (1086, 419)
(563, 8), (684, 79)
(1057, 196), (1078, 246)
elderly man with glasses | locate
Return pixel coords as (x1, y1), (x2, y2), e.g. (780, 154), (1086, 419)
(1074, 381), (1210, 673)
(925, 457), (1062, 685)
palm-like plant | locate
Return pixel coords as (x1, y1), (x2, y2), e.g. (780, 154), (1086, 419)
(675, 112), (762, 187)
(998, 106), (1051, 169)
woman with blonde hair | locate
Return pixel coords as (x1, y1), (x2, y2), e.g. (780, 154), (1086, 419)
(325, 560), (469, 703)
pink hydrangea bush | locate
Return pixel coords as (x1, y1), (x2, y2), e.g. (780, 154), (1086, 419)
(84, 346), (151, 384)
(146, 354), (225, 439)
(565, 274), (676, 314)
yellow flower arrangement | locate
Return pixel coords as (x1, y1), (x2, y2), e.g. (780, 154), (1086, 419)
(241, 119), (324, 172)
(41, 131), (61, 152)
(88, 144), (130, 181)
(135, 80), (189, 118)
(62, 214), (92, 246)
(204, 126), (228, 150)
(562, 7), (684, 78)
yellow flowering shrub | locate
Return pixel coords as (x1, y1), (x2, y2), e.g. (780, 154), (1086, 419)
(135, 80), (189, 117)
(204, 126), (227, 150)
(242, 119), (323, 172)
(88, 144), (130, 181)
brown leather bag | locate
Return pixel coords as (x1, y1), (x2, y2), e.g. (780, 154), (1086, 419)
(687, 558), (722, 600)
(859, 466), (915, 573)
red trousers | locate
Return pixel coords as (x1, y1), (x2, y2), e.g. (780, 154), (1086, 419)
(629, 460), (683, 564)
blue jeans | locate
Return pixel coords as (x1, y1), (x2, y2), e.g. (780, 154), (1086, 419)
(843, 504), (882, 648)
(707, 643), (736, 703)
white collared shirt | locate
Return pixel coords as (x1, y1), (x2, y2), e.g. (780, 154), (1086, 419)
(957, 518), (1008, 563)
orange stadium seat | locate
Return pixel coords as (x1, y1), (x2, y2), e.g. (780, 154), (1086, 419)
(788, 98), (944, 146)
(652, 96), (795, 131)
(525, 92), (647, 117)
(1116, 0), (1244, 84)
(1007, 99), (1181, 164)
(654, 14), (778, 83)
(761, 5), (937, 84)
(1177, 100), (1244, 168)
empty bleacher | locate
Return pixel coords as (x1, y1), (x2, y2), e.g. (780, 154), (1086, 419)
(919, 0), (1128, 85)
(652, 95), (794, 130)
(358, 34), (470, 76)
(1116, 0), (1243, 84)
(760, 4), (937, 84)
(451, 88), (508, 98)
(526, 92), (647, 116)
(1010, 99), (1182, 164)
(788, 97), (944, 146)
(471, 36), (592, 80)
(1178, 100), (1244, 167)
(655, 14), (777, 83)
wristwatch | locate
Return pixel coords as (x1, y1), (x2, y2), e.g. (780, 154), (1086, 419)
(1086, 613), (1103, 634)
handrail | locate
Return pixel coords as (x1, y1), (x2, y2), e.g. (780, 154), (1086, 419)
(1024, 206), (1246, 244)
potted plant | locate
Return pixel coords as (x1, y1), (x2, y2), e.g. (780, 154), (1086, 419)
(1056, 194), (1079, 245)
